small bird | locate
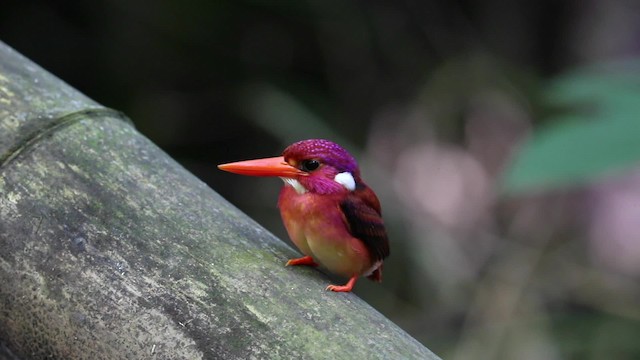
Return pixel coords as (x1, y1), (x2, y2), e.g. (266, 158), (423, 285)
(218, 139), (389, 292)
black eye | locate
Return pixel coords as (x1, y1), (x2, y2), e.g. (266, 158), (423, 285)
(301, 159), (320, 172)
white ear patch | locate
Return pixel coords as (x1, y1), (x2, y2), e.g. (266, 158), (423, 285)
(281, 177), (308, 194)
(334, 172), (356, 191)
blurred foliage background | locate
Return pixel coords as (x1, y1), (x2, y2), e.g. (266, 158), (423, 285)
(3, 1), (640, 358)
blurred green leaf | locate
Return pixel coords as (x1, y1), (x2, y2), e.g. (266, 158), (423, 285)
(239, 83), (357, 152)
(502, 60), (640, 194)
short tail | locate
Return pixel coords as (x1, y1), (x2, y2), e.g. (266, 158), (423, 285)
(366, 264), (383, 283)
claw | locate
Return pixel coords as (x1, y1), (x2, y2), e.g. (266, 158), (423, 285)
(325, 276), (358, 292)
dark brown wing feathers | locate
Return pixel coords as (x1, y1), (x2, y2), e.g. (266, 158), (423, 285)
(339, 184), (390, 261)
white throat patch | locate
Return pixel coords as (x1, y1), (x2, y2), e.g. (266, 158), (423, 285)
(281, 177), (307, 194)
(334, 172), (356, 191)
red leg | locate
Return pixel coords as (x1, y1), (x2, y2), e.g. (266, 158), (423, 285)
(285, 255), (318, 267)
(326, 276), (358, 292)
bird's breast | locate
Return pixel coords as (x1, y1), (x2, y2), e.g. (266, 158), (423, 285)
(278, 186), (374, 277)
(278, 186), (320, 256)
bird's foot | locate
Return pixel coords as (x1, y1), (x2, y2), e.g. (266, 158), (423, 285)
(325, 276), (358, 292)
(285, 255), (318, 267)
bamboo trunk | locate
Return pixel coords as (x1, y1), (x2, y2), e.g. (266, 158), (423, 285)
(0, 41), (439, 360)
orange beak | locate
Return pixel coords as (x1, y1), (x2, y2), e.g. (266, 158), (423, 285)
(218, 156), (307, 178)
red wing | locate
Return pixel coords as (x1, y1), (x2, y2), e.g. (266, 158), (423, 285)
(339, 185), (390, 262)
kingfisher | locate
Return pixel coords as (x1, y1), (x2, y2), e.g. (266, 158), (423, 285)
(218, 139), (390, 292)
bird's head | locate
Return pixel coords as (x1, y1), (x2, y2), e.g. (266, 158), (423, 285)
(218, 139), (360, 195)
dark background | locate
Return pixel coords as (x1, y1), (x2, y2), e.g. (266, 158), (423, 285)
(3, 1), (640, 358)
